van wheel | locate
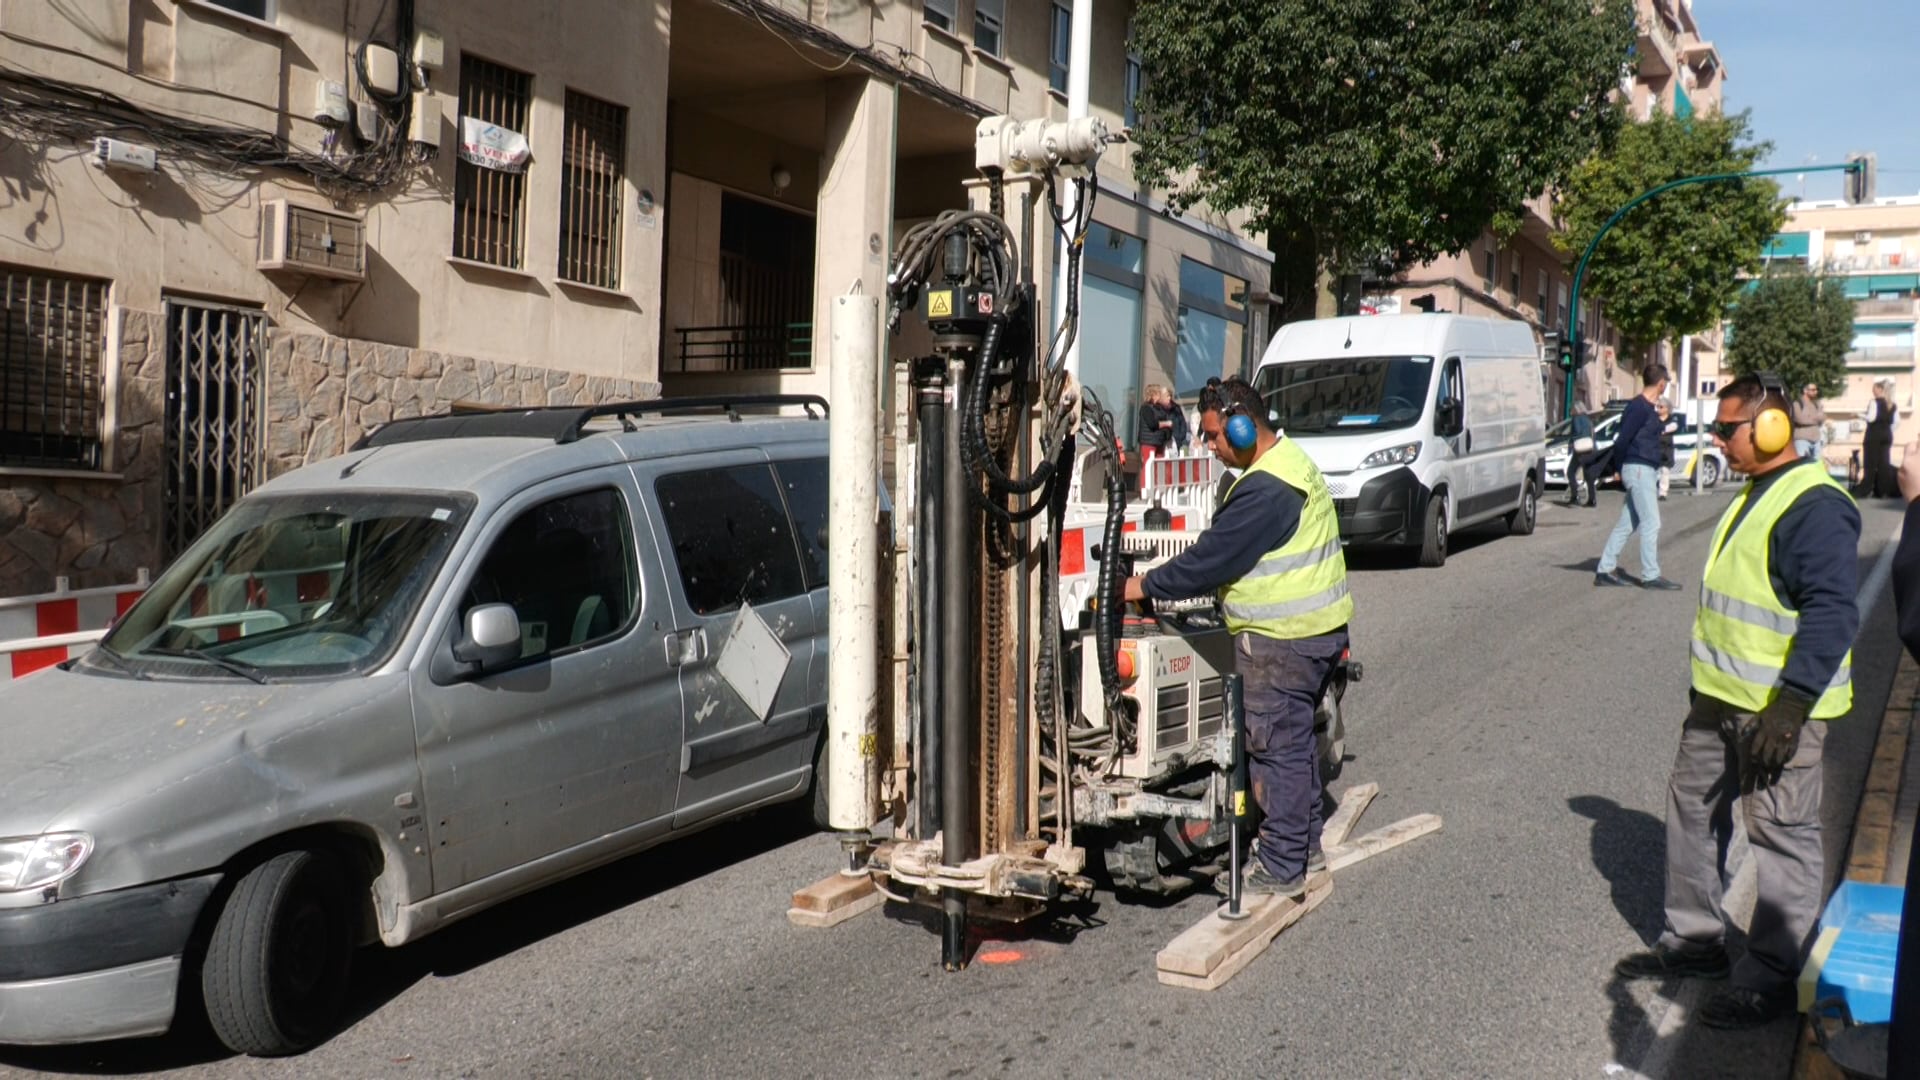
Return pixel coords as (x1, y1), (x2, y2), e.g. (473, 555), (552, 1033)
(202, 850), (354, 1057)
(1506, 475), (1539, 536)
(1417, 494), (1448, 567)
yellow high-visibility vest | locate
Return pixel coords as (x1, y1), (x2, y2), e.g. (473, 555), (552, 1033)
(1690, 464), (1854, 719)
(1219, 438), (1353, 639)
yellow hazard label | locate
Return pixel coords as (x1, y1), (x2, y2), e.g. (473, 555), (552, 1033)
(927, 290), (955, 318)
(858, 733), (878, 757)
(1233, 791), (1247, 816)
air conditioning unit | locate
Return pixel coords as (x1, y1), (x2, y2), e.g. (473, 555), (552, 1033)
(257, 199), (366, 280)
(1856, 232), (1874, 243)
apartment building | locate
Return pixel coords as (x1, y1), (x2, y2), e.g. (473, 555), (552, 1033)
(1730, 196), (1920, 475)
(0, 0), (1269, 597)
(1368, 0), (1726, 419)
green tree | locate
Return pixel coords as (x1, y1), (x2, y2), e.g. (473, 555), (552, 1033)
(1127, 0), (1636, 321)
(1554, 110), (1787, 359)
(1724, 271), (1855, 396)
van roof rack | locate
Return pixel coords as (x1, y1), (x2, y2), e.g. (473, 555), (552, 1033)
(350, 394), (830, 450)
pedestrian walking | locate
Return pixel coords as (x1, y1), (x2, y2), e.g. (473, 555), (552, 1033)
(1790, 382), (1826, 464)
(1594, 365), (1682, 590)
(1656, 400), (1677, 500)
(1563, 406), (1605, 508)
(1862, 378), (1898, 498)
(1614, 373), (1860, 1029)
(1124, 376), (1351, 898)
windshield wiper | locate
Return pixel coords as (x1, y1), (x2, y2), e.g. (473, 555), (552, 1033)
(143, 647), (274, 684)
(84, 645), (152, 681)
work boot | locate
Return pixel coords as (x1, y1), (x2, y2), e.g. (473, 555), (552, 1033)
(1307, 849), (1327, 875)
(1613, 943), (1731, 981)
(1639, 577), (1684, 591)
(1697, 986), (1792, 1029)
(1595, 569), (1631, 587)
(1242, 863), (1307, 899)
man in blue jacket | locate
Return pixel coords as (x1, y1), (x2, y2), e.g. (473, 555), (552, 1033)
(1595, 364), (1683, 590)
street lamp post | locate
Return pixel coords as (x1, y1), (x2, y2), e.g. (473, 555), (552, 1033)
(1559, 160), (1867, 422)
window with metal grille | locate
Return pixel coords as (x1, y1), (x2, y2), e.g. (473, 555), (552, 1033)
(1049, 3), (1071, 93)
(1, 266), (107, 470)
(559, 91), (627, 289)
(454, 56), (532, 269)
(162, 300), (266, 559)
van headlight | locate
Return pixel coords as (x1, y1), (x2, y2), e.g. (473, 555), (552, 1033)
(0, 833), (94, 891)
(1360, 443), (1422, 469)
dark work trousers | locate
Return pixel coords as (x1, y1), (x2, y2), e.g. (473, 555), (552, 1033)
(1892, 809), (1918, 1077)
(1658, 696), (1827, 997)
(1238, 628), (1349, 881)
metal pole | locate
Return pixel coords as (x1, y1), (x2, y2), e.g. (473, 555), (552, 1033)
(1221, 671), (1250, 921)
(915, 360), (945, 842)
(940, 355), (974, 972)
(1053, 0), (1094, 383)
(827, 296), (881, 835)
(1561, 161), (1865, 421)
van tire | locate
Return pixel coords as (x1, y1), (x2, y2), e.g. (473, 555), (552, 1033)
(808, 733), (832, 831)
(1417, 494), (1448, 568)
(1506, 474), (1539, 536)
(1700, 456), (1721, 489)
(202, 850), (354, 1057)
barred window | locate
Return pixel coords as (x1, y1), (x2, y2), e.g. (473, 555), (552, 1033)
(559, 91), (627, 290)
(453, 56), (532, 269)
(1, 266), (107, 470)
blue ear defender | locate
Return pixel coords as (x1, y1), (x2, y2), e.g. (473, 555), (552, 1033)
(1226, 413), (1257, 451)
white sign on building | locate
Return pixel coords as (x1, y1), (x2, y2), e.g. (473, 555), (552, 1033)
(458, 118), (531, 173)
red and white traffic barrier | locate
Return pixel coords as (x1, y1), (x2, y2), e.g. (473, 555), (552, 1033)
(0, 571), (150, 679)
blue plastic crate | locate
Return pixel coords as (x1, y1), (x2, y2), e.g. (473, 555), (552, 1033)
(1798, 880), (1904, 1023)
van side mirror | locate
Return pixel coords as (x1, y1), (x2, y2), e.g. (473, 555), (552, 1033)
(1437, 397), (1464, 437)
(453, 603), (521, 671)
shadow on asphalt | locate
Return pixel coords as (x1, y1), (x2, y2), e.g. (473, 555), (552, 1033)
(1339, 521), (1512, 571)
(0, 806), (822, 1075)
(1568, 795), (1666, 945)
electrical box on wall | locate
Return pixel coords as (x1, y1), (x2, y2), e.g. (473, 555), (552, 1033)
(408, 90), (441, 148)
(360, 43), (403, 97)
(411, 29), (445, 72)
(92, 137), (157, 174)
(354, 100), (383, 143)
(313, 81), (351, 125)
(258, 199), (367, 280)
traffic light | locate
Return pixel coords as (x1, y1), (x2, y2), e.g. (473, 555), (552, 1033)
(1845, 152), (1877, 205)
(1542, 330), (1575, 371)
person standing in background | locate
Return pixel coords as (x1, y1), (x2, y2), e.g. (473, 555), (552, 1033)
(1863, 379), (1899, 498)
(1656, 401), (1678, 500)
(1791, 383), (1826, 464)
(1137, 383), (1174, 493)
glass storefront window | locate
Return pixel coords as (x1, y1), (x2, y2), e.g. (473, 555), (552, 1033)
(1174, 258), (1247, 396)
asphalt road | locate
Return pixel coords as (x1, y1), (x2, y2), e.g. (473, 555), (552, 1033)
(2, 486), (1907, 1080)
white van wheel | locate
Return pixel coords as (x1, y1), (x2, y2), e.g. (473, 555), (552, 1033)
(1417, 495), (1448, 568)
(202, 850), (354, 1056)
(1506, 475), (1538, 536)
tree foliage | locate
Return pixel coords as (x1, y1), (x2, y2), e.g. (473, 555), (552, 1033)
(1724, 272), (1856, 397)
(1127, 0), (1636, 281)
(1554, 110), (1787, 350)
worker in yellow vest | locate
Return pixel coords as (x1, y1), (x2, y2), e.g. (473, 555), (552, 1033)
(1615, 373), (1861, 1029)
(1123, 377), (1352, 899)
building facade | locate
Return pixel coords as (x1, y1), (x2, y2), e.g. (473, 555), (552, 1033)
(1368, 0), (1726, 420)
(0, 0), (1268, 597)
(1729, 196), (1920, 476)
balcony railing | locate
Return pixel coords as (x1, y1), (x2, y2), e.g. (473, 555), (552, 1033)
(1823, 255), (1918, 273)
(1845, 346), (1915, 366)
(1856, 298), (1917, 317)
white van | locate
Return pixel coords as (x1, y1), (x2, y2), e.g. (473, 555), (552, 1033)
(1250, 314), (1547, 567)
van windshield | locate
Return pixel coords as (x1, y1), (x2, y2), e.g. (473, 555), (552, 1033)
(1253, 355), (1435, 435)
(91, 491), (472, 680)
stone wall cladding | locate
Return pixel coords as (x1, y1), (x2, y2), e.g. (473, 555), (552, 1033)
(1, 307), (658, 599)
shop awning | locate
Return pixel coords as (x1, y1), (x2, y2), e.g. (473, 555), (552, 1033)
(1844, 277), (1872, 299)
(1762, 233), (1809, 259)
(1867, 273), (1919, 294)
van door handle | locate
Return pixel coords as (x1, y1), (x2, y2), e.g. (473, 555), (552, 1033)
(1465, 431), (1473, 452)
(665, 628), (706, 667)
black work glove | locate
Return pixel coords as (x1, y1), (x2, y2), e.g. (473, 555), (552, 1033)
(1744, 691), (1814, 788)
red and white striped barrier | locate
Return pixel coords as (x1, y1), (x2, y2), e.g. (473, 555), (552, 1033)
(0, 571), (150, 679)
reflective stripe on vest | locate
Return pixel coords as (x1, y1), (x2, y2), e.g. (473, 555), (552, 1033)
(1219, 438), (1354, 639)
(1689, 465), (1854, 719)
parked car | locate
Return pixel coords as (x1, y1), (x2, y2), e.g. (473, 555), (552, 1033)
(1545, 403), (1726, 492)
(0, 397), (836, 1056)
(1251, 313), (1547, 568)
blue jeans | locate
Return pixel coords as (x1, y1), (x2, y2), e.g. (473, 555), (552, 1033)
(1598, 463), (1661, 581)
(1237, 629), (1349, 880)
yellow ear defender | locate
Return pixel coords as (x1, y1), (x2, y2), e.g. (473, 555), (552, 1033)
(1752, 372), (1793, 456)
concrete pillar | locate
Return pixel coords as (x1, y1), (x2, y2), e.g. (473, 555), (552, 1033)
(811, 76), (898, 380)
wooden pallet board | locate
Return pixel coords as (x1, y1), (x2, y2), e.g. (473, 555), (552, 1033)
(1156, 873), (1334, 990)
(1321, 782), (1380, 849)
(787, 872), (884, 928)
(1323, 813), (1444, 873)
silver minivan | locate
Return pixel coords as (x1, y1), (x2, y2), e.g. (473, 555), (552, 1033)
(0, 398), (834, 1055)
